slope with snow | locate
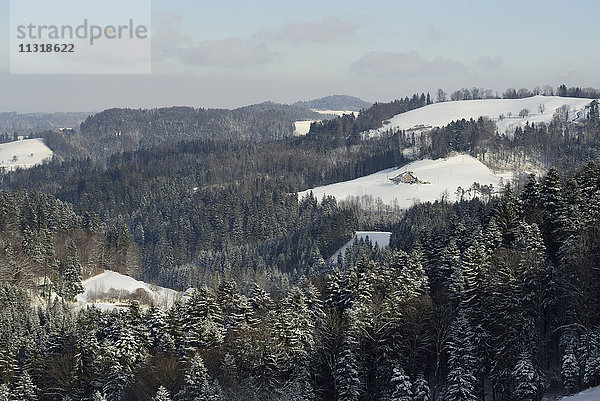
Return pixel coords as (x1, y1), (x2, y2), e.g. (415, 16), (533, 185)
(331, 231), (391, 261)
(312, 109), (359, 117)
(366, 95), (594, 137)
(76, 270), (181, 309)
(298, 154), (510, 208)
(295, 110), (360, 136)
(294, 120), (316, 136)
(559, 386), (600, 401)
(0, 138), (53, 172)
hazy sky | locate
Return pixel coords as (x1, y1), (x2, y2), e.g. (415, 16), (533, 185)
(1, 0), (599, 112)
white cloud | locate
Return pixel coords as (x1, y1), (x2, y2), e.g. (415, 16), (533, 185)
(350, 51), (466, 77)
(179, 38), (273, 68)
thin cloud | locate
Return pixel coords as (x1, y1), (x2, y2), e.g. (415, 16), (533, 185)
(473, 56), (503, 71)
(152, 13), (272, 68)
(152, 13), (193, 59)
(179, 38), (273, 68)
(350, 51), (466, 77)
(258, 17), (359, 43)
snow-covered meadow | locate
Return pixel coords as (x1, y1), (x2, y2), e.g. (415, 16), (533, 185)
(365, 95), (594, 137)
(0, 138), (53, 172)
(298, 154), (510, 208)
(76, 270), (181, 310)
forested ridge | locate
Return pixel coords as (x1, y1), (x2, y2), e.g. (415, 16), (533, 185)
(1, 86), (600, 400)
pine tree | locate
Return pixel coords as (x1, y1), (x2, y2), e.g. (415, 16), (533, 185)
(181, 287), (224, 355)
(513, 352), (540, 401)
(393, 246), (429, 301)
(11, 371), (38, 401)
(560, 329), (580, 394)
(92, 391), (107, 401)
(541, 167), (563, 254)
(0, 384), (9, 401)
(62, 239), (84, 301)
(153, 386), (172, 401)
(582, 329), (600, 388)
(445, 311), (478, 401)
(177, 354), (219, 401)
(412, 374), (431, 401)
(520, 174), (542, 225)
(335, 335), (362, 401)
(146, 305), (175, 353)
(390, 366), (412, 401)
(102, 361), (127, 401)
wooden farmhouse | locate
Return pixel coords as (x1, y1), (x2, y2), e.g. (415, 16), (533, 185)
(390, 171), (421, 184)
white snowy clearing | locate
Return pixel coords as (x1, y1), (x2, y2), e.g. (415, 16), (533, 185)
(311, 109), (359, 117)
(331, 231), (391, 261)
(0, 138), (53, 172)
(298, 154), (510, 208)
(76, 270), (181, 310)
(559, 386), (600, 401)
(295, 110), (359, 136)
(365, 95), (594, 137)
(294, 120), (316, 136)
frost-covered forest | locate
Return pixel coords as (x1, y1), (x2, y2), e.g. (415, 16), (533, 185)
(1, 86), (600, 400)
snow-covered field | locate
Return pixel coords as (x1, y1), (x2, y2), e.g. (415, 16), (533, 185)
(366, 95), (594, 137)
(295, 110), (360, 136)
(298, 154), (510, 208)
(294, 120), (316, 136)
(331, 231), (391, 261)
(0, 138), (53, 172)
(76, 270), (181, 310)
(559, 386), (600, 401)
(312, 109), (359, 117)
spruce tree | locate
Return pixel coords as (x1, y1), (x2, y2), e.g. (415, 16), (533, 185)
(445, 311), (478, 401)
(11, 371), (38, 401)
(390, 366), (412, 401)
(177, 354), (219, 401)
(412, 374), (431, 401)
(153, 386), (172, 401)
(560, 329), (580, 394)
(92, 391), (107, 401)
(0, 384), (9, 401)
(335, 335), (362, 401)
(62, 239), (84, 301)
(513, 352), (540, 401)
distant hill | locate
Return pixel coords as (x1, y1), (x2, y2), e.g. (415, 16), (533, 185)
(236, 101), (324, 120)
(41, 106), (299, 159)
(0, 111), (90, 135)
(293, 95), (372, 111)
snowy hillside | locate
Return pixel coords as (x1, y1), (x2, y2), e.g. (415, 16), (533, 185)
(298, 154), (510, 208)
(559, 386), (600, 401)
(0, 138), (53, 172)
(76, 270), (181, 309)
(365, 95), (594, 137)
(331, 231), (391, 261)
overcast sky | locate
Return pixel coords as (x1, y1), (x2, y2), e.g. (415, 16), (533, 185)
(1, 0), (599, 112)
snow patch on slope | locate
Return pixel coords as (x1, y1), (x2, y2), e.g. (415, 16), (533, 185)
(294, 120), (316, 136)
(366, 95), (593, 137)
(0, 139), (53, 172)
(298, 154), (510, 208)
(559, 386), (600, 401)
(77, 270), (180, 310)
(331, 231), (391, 261)
(312, 109), (359, 117)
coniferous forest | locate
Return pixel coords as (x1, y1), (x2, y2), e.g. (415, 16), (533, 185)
(1, 87), (600, 400)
